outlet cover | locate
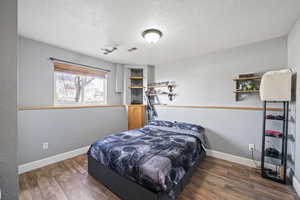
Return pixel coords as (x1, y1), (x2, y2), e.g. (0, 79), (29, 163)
(43, 142), (48, 150)
(249, 144), (255, 151)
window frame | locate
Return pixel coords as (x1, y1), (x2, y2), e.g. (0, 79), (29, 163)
(53, 64), (108, 106)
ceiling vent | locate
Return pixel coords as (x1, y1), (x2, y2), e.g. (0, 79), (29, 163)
(101, 46), (118, 55)
(128, 47), (138, 52)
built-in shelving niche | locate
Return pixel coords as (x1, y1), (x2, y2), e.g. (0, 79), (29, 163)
(129, 69), (144, 104)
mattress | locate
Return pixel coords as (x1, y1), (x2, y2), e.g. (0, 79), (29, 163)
(87, 124), (205, 198)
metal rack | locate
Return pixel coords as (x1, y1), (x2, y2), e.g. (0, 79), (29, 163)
(261, 101), (289, 184)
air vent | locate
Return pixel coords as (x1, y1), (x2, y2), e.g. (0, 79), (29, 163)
(128, 47), (138, 52)
(101, 46), (117, 55)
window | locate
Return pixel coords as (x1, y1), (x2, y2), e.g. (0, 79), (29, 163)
(54, 62), (107, 105)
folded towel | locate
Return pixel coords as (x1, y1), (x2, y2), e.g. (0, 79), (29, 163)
(260, 69), (292, 101)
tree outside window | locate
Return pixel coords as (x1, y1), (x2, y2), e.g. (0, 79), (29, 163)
(54, 63), (107, 105)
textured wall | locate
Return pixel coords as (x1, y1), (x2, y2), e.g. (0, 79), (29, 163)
(18, 107), (127, 165)
(155, 37), (287, 160)
(19, 36), (122, 106)
(0, 0), (18, 199)
(18, 37), (128, 166)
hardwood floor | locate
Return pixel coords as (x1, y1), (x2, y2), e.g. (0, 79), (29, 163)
(19, 155), (299, 200)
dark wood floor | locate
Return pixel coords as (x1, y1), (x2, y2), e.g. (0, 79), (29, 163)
(19, 155), (299, 200)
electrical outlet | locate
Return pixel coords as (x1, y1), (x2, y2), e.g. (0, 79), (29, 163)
(249, 144), (255, 151)
(43, 142), (48, 150)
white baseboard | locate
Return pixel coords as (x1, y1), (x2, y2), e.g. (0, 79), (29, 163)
(18, 146), (90, 174)
(206, 149), (257, 168)
(206, 149), (278, 170)
(17, 147), (262, 174)
(293, 176), (300, 197)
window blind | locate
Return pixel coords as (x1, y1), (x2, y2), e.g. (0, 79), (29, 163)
(53, 62), (107, 78)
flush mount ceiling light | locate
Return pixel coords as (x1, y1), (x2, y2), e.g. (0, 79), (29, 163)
(142, 29), (163, 44)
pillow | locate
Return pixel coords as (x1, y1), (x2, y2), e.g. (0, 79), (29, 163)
(174, 121), (204, 133)
(149, 120), (174, 127)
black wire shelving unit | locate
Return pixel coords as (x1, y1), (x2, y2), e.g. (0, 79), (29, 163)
(261, 101), (289, 184)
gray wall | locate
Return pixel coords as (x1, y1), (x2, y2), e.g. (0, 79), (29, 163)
(18, 37), (127, 165)
(19, 36), (122, 106)
(0, 0), (18, 199)
(155, 37), (287, 160)
(18, 107), (127, 165)
(288, 17), (300, 181)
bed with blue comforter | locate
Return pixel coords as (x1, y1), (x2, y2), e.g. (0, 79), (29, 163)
(88, 120), (206, 199)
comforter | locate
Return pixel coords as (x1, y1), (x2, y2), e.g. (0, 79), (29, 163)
(88, 124), (205, 198)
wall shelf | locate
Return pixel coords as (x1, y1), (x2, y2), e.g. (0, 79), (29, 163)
(129, 76), (144, 80)
(128, 86), (145, 89)
(148, 92), (172, 96)
(233, 90), (260, 93)
(234, 73), (262, 101)
(148, 85), (176, 88)
(148, 85), (168, 88)
(233, 76), (261, 81)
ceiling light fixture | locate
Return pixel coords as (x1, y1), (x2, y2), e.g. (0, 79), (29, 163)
(142, 29), (163, 44)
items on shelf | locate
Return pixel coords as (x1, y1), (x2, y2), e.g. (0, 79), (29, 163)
(239, 80), (258, 91)
(145, 81), (176, 121)
(146, 81), (176, 101)
(265, 130), (283, 138)
(265, 147), (281, 159)
(266, 114), (285, 121)
(264, 168), (279, 177)
(148, 81), (174, 87)
(145, 87), (161, 104)
(145, 92), (158, 122)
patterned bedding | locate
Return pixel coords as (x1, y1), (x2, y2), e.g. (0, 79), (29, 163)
(88, 121), (206, 198)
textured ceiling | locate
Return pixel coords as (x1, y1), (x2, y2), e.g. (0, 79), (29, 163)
(19, 0), (300, 65)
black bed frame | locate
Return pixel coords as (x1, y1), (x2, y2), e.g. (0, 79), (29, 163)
(88, 152), (205, 200)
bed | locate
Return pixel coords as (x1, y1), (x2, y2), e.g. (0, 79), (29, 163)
(87, 120), (206, 200)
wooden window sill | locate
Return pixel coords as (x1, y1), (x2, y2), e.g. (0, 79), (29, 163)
(18, 104), (125, 111)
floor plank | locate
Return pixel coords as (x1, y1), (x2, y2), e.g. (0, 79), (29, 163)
(19, 155), (299, 200)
